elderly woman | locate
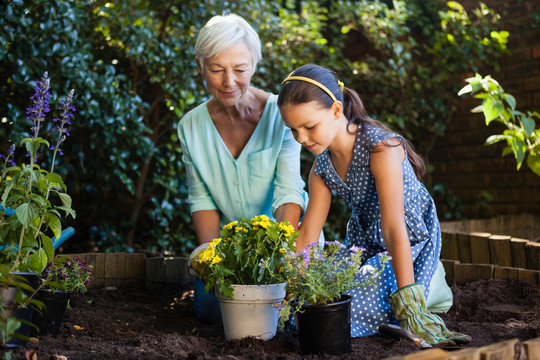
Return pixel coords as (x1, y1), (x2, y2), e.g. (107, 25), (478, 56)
(178, 14), (310, 323)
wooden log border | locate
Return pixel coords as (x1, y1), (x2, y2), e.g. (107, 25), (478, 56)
(440, 227), (540, 286)
(383, 338), (540, 360)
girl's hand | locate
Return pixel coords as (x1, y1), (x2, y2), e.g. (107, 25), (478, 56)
(388, 282), (472, 345)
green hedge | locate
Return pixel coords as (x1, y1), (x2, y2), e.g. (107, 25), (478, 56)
(0, 0), (507, 254)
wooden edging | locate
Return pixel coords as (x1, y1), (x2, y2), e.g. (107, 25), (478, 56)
(440, 230), (540, 287)
(441, 231), (539, 271)
(64, 253), (147, 289)
(383, 337), (540, 360)
(63, 254), (195, 290)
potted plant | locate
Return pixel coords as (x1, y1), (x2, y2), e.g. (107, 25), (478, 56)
(31, 255), (93, 338)
(0, 268), (43, 349)
(280, 241), (389, 355)
(195, 215), (297, 341)
(0, 71), (76, 274)
(0, 71), (76, 347)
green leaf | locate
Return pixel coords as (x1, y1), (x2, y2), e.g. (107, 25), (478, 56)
(483, 98), (504, 125)
(504, 93), (516, 110)
(16, 203), (38, 229)
(447, 1), (464, 11)
(45, 213), (62, 241)
(27, 248), (48, 273)
(46, 172), (67, 190)
(471, 80), (483, 93)
(526, 153), (540, 176)
(41, 233), (54, 260)
(510, 138), (526, 168)
(457, 84), (472, 96)
(58, 193), (72, 208)
(485, 134), (507, 145)
(471, 104), (484, 113)
(521, 116), (536, 137)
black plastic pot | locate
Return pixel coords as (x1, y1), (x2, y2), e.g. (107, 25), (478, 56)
(31, 289), (71, 338)
(1, 272), (40, 348)
(294, 294), (352, 355)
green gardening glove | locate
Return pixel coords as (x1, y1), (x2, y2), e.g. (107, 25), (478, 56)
(388, 282), (472, 346)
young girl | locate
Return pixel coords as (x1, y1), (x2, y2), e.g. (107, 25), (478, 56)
(278, 64), (471, 345)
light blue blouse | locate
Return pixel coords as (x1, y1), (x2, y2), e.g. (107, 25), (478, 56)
(177, 94), (307, 228)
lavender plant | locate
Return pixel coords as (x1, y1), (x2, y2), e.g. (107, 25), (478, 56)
(0, 72), (76, 273)
(280, 241), (389, 313)
(41, 255), (93, 294)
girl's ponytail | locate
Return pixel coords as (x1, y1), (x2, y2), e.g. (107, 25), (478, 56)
(342, 87), (426, 180)
(279, 64), (426, 180)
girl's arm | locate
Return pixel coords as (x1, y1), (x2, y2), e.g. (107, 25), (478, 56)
(296, 162), (332, 252)
(370, 139), (415, 288)
(271, 126), (307, 228)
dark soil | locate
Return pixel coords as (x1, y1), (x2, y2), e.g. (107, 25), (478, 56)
(8, 278), (540, 360)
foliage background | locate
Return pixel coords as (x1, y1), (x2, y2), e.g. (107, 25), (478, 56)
(0, 0), (509, 255)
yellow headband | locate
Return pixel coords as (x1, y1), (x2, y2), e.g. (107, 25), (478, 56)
(281, 76), (341, 103)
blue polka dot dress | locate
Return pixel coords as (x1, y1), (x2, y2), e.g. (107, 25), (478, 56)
(314, 124), (442, 337)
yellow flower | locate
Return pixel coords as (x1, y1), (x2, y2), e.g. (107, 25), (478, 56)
(223, 221), (238, 231)
(279, 248), (286, 253)
(250, 214), (270, 224)
(243, 228), (248, 233)
(211, 255), (223, 264)
(279, 223), (295, 237)
(199, 247), (215, 263)
(235, 226), (244, 232)
(209, 238), (221, 248)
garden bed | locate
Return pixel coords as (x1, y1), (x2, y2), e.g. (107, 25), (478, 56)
(9, 278), (540, 360)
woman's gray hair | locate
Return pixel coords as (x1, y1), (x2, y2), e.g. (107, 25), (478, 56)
(195, 13), (262, 72)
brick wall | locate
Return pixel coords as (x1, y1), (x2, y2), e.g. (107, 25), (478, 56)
(430, 0), (540, 219)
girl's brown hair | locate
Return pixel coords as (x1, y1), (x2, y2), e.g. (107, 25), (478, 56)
(278, 64), (425, 180)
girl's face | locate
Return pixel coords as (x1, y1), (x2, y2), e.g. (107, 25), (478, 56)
(200, 41), (255, 108)
(280, 101), (341, 155)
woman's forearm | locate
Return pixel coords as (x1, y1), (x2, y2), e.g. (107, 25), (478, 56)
(192, 210), (221, 245)
(275, 203), (302, 231)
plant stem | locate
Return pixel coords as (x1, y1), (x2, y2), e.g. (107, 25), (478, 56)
(15, 225), (26, 269)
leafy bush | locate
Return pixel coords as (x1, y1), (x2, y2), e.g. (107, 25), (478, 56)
(0, 0), (509, 253)
(458, 74), (540, 176)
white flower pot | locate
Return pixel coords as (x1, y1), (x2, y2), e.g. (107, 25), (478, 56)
(215, 283), (286, 341)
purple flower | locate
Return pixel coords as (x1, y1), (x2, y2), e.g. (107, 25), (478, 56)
(50, 89), (75, 160)
(349, 245), (364, 253)
(327, 240), (346, 249)
(0, 145), (16, 169)
(25, 151), (40, 163)
(26, 72), (51, 139)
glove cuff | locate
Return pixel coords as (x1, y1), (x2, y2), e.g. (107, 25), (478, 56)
(388, 282), (427, 320)
(188, 242), (211, 277)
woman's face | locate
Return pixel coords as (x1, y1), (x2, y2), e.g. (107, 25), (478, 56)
(280, 101), (340, 155)
(201, 41), (255, 108)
